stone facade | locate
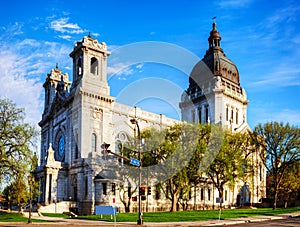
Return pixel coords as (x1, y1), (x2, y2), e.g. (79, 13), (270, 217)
(34, 23), (265, 215)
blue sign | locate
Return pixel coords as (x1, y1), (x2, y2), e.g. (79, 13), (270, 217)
(130, 158), (140, 166)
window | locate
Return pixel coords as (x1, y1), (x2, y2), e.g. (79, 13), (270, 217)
(90, 57), (98, 75)
(207, 188), (211, 201)
(102, 183), (107, 195)
(115, 132), (128, 163)
(201, 188), (204, 201)
(192, 110), (195, 122)
(259, 164), (262, 181)
(75, 131), (79, 159)
(198, 106), (202, 123)
(205, 105), (209, 123)
(85, 177), (88, 197)
(77, 58), (82, 77)
(56, 133), (65, 162)
(236, 109), (239, 124)
(91, 133), (97, 152)
(128, 186), (131, 197)
(225, 190), (228, 201)
(231, 108), (234, 122)
(112, 183), (116, 196)
(46, 90), (50, 106)
(226, 106), (229, 121)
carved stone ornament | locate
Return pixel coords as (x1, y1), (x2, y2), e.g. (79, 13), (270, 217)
(47, 143), (55, 163)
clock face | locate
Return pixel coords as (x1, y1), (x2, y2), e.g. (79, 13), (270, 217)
(58, 136), (65, 160)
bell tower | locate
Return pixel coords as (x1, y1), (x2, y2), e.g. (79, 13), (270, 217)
(70, 33), (111, 95)
(180, 22), (249, 132)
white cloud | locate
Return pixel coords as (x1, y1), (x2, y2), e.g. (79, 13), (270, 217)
(248, 67), (300, 89)
(0, 50), (43, 125)
(273, 109), (300, 126)
(136, 63), (143, 69)
(50, 17), (85, 34)
(216, 0), (253, 8)
(58, 35), (72, 40)
(0, 24), (71, 126)
(253, 108), (300, 127)
(107, 63), (145, 81)
(107, 63), (134, 77)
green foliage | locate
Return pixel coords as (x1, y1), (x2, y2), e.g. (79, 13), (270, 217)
(0, 98), (39, 187)
(254, 121), (300, 209)
(140, 123), (214, 212)
(277, 160), (300, 204)
(3, 177), (29, 209)
(206, 129), (252, 200)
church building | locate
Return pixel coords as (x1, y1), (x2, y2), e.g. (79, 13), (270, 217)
(34, 22), (265, 215)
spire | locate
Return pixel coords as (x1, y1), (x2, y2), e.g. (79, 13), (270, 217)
(208, 21), (222, 50)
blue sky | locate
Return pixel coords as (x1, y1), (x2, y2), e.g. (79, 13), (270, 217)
(0, 0), (300, 129)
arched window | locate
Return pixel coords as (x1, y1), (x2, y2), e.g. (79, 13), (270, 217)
(55, 131), (65, 162)
(77, 58), (82, 77)
(226, 106), (229, 121)
(205, 105), (209, 123)
(191, 109), (195, 122)
(75, 131), (79, 159)
(198, 106), (202, 123)
(91, 133), (97, 152)
(115, 132), (128, 164)
(90, 57), (98, 75)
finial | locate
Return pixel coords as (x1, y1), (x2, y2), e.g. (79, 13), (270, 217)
(212, 16), (217, 30)
(88, 32), (91, 38)
(56, 63), (58, 69)
(212, 16), (217, 23)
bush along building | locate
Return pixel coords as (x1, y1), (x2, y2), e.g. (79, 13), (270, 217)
(34, 23), (265, 215)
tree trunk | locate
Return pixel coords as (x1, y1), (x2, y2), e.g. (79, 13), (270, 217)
(170, 195), (177, 212)
(273, 191), (277, 210)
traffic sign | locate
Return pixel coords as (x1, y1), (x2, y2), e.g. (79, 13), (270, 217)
(130, 158), (140, 166)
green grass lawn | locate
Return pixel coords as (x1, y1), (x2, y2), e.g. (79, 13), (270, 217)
(2, 207), (300, 223)
(41, 212), (70, 218)
(0, 211), (46, 223)
(76, 206), (300, 223)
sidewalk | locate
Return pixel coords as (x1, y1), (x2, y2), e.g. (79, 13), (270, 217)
(1, 210), (300, 226)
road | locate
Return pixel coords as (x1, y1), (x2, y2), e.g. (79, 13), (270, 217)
(229, 215), (300, 226)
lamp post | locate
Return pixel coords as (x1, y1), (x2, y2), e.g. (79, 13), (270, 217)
(130, 118), (143, 225)
(28, 175), (34, 224)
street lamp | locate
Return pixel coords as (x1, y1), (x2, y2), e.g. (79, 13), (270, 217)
(28, 175), (34, 224)
(130, 118), (143, 225)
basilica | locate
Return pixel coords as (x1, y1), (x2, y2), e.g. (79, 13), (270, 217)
(34, 22), (266, 215)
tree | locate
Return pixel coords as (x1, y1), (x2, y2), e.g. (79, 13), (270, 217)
(254, 121), (300, 210)
(141, 124), (188, 212)
(3, 176), (29, 212)
(141, 123), (212, 212)
(118, 179), (138, 213)
(277, 161), (300, 207)
(0, 98), (38, 187)
(205, 130), (251, 208)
